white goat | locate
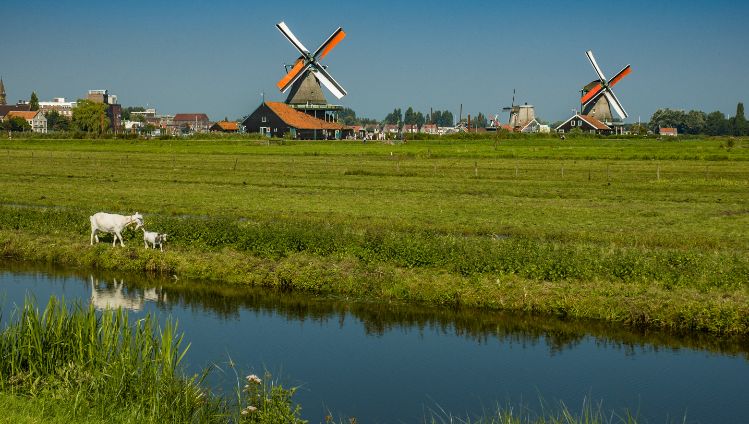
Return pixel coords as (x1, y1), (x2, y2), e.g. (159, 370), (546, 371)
(142, 228), (167, 251)
(90, 212), (143, 246)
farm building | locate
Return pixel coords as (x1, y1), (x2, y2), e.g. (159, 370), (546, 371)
(555, 114), (612, 135)
(210, 121), (239, 133)
(659, 127), (678, 137)
(242, 101), (344, 140)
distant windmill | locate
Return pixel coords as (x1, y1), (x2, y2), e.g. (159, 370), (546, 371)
(276, 21), (347, 102)
(580, 50), (631, 122)
(501, 89), (516, 124)
(502, 89), (535, 129)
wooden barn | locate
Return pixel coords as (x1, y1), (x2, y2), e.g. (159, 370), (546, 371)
(242, 101), (344, 140)
(555, 114), (612, 135)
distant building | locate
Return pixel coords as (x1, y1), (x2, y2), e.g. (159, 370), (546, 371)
(402, 124), (419, 134)
(419, 124), (436, 134)
(382, 124), (399, 135)
(39, 98), (77, 118)
(0, 103), (31, 120)
(130, 108), (157, 120)
(209, 121), (239, 133)
(555, 114), (612, 135)
(86, 89), (122, 133)
(659, 127), (678, 137)
(6, 110), (48, 133)
(173, 113), (211, 134)
(242, 102), (343, 139)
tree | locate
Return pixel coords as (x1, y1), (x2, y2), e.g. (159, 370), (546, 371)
(429, 109), (453, 127)
(45, 110), (71, 132)
(404, 107), (416, 125)
(339, 107), (358, 126)
(415, 111), (425, 128)
(474, 112), (488, 129)
(121, 106), (146, 121)
(72, 99), (110, 134)
(705, 111), (729, 136)
(732, 102), (747, 136)
(683, 110), (706, 135)
(383, 108), (402, 125)
(2, 116), (32, 132)
(29, 92), (39, 111)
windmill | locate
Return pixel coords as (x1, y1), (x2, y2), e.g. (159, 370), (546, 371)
(580, 50), (631, 123)
(276, 21), (347, 104)
(501, 89), (515, 125)
(502, 89), (535, 130)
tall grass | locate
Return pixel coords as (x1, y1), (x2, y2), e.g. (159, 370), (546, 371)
(0, 297), (305, 423)
(0, 296), (218, 421)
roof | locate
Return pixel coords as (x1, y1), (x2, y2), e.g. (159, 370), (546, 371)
(6, 110), (42, 120)
(265, 102), (343, 130)
(555, 114), (611, 131)
(212, 121), (239, 131)
(173, 113), (210, 122)
(0, 104), (31, 117)
(659, 127), (677, 133)
(579, 115), (611, 130)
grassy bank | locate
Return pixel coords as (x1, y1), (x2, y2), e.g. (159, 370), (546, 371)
(0, 138), (747, 336)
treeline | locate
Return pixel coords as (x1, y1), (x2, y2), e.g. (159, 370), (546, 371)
(383, 107), (455, 127)
(649, 103), (747, 135)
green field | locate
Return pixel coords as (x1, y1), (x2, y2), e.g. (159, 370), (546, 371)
(0, 136), (747, 335)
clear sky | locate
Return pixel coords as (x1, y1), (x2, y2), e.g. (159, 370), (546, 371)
(1, 0), (747, 123)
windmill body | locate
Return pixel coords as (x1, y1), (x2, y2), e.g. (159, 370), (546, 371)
(581, 80), (613, 122)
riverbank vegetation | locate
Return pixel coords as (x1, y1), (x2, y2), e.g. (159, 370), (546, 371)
(0, 297), (304, 423)
(0, 138), (747, 336)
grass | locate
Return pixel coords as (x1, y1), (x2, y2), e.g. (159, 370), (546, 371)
(0, 296), (305, 423)
(0, 137), (747, 335)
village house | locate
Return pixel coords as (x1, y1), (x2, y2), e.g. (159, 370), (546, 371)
(5, 110), (48, 133)
(659, 127), (678, 137)
(555, 114), (612, 135)
(173, 113), (211, 134)
(242, 101), (343, 140)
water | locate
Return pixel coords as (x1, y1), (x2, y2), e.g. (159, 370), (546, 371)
(1, 261), (747, 424)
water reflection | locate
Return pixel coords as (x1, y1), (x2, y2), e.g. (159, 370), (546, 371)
(89, 276), (166, 311)
(4, 260), (748, 359)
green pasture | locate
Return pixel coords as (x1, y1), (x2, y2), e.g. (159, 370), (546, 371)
(0, 137), (747, 335)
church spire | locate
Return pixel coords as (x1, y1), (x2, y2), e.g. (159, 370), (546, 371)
(0, 77), (6, 106)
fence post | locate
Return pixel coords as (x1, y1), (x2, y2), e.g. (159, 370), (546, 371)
(474, 161), (478, 177)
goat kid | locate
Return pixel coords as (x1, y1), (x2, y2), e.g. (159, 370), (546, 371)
(90, 212), (144, 246)
(142, 228), (167, 251)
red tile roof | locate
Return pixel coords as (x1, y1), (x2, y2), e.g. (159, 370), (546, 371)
(173, 113), (210, 122)
(6, 110), (41, 120)
(579, 115), (611, 130)
(265, 102), (343, 130)
(213, 121), (239, 131)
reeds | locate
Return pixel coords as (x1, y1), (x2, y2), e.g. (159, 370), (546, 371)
(0, 296), (220, 422)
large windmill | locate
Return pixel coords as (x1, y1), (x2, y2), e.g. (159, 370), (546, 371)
(580, 50), (631, 123)
(275, 21), (347, 121)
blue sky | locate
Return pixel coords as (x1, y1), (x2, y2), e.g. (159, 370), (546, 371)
(1, 0), (747, 123)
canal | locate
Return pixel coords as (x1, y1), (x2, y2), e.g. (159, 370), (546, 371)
(1, 261), (747, 423)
